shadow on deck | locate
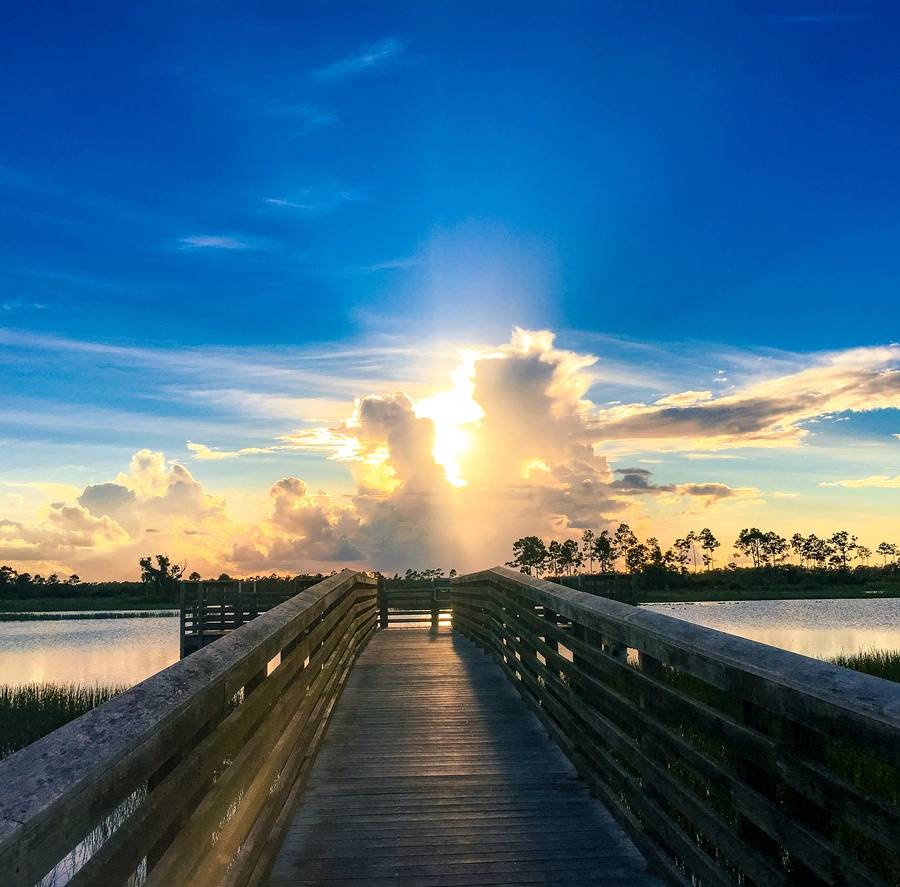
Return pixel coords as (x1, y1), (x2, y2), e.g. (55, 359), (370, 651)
(267, 628), (661, 886)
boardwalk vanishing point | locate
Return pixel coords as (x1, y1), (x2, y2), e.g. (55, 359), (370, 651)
(268, 629), (659, 886)
(0, 568), (898, 886)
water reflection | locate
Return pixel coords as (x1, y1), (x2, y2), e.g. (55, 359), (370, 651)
(643, 598), (900, 659)
(3, 599), (899, 686)
(0, 616), (179, 685)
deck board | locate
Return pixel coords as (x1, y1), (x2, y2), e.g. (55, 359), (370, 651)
(267, 629), (661, 886)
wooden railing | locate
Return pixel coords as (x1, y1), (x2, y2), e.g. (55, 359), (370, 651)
(452, 566), (900, 887)
(180, 578), (323, 656)
(0, 570), (377, 887)
(378, 580), (451, 629)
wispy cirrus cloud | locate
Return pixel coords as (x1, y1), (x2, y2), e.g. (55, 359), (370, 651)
(313, 37), (405, 81)
(2, 300), (47, 312)
(264, 102), (338, 134)
(264, 186), (368, 214)
(178, 234), (253, 250)
(187, 441), (291, 460)
(362, 256), (422, 273)
(590, 345), (900, 451)
(821, 475), (900, 489)
(774, 14), (868, 24)
(682, 452), (745, 461)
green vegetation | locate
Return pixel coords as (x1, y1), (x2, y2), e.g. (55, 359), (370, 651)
(0, 595), (180, 612)
(510, 525), (898, 576)
(829, 648), (900, 683)
(508, 525), (900, 602)
(0, 557), (332, 612)
(0, 683), (126, 760)
(0, 610), (176, 621)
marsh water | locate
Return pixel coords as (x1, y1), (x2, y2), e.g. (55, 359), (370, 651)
(642, 597), (900, 659)
(2, 598), (899, 687)
(0, 613), (179, 686)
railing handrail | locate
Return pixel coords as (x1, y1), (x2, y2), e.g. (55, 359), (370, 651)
(456, 565), (900, 737)
(451, 566), (900, 886)
(0, 569), (376, 886)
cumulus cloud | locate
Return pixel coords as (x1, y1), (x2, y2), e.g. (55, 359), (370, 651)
(9, 330), (896, 578)
(231, 476), (364, 570)
(0, 503), (129, 563)
(4, 451), (232, 578)
(265, 329), (763, 567)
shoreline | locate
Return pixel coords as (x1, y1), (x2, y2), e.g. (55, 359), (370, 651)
(1, 585), (898, 614)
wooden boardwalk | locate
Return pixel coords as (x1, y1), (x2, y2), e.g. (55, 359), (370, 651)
(267, 628), (661, 886)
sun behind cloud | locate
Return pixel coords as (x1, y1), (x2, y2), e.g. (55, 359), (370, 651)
(3, 329), (899, 579)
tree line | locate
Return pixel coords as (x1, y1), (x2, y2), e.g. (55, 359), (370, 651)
(507, 526), (900, 577)
(0, 565), (82, 593)
(0, 555), (335, 601)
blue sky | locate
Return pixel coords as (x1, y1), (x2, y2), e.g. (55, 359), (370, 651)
(4, 2), (900, 347)
(2, 3), (899, 577)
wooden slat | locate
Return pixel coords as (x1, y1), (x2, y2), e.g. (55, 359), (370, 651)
(265, 628), (660, 887)
(452, 568), (900, 887)
(0, 571), (376, 887)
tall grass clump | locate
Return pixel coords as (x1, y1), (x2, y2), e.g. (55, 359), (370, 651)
(0, 683), (125, 760)
(829, 648), (900, 683)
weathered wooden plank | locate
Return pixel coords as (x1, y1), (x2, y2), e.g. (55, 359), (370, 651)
(265, 628), (660, 886)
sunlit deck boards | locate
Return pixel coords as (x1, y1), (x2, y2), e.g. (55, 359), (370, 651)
(267, 628), (661, 886)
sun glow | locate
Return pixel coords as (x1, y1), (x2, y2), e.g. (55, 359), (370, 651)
(415, 351), (484, 487)
(522, 457), (551, 479)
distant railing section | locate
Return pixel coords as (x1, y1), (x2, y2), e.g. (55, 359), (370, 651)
(378, 579), (451, 629)
(0, 570), (378, 887)
(179, 577), (323, 656)
(452, 566), (900, 887)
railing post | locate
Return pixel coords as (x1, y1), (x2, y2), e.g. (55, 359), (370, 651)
(542, 605), (559, 654)
(179, 580), (186, 658)
(378, 576), (388, 629)
(431, 585), (439, 631)
(197, 582), (206, 649)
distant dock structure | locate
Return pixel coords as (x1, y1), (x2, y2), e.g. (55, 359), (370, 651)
(179, 577), (323, 656)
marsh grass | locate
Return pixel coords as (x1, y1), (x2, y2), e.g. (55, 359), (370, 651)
(0, 682), (126, 759)
(0, 610), (176, 621)
(828, 647), (900, 683)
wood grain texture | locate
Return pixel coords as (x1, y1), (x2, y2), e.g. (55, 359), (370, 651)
(0, 571), (377, 887)
(267, 628), (660, 886)
(450, 567), (900, 887)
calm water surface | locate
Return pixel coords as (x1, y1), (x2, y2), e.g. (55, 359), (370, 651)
(643, 597), (900, 659)
(2, 598), (899, 686)
(0, 615), (179, 685)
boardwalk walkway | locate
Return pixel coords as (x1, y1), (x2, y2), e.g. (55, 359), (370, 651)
(267, 628), (661, 886)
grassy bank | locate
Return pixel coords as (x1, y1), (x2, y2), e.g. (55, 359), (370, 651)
(0, 683), (126, 760)
(635, 584), (898, 603)
(0, 609), (177, 621)
(829, 648), (900, 683)
(0, 595), (179, 613)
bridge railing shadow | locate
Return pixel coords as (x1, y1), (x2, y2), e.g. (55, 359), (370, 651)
(451, 566), (900, 887)
(0, 570), (378, 887)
